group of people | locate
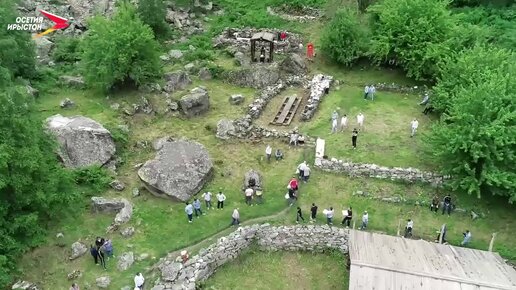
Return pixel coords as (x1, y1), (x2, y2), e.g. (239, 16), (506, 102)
(364, 85), (376, 100)
(296, 161), (311, 183)
(430, 194), (454, 216)
(265, 145), (284, 162)
(184, 191), (227, 223)
(89, 237), (113, 270)
(330, 110), (363, 149)
(294, 204), (370, 229)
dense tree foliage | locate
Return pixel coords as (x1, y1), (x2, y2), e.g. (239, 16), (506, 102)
(368, 0), (456, 80)
(82, 1), (161, 90)
(427, 46), (516, 202)
(320, 8), (367, 66)
(52, 36), (82, 63)
(0, 81), (80, 287)
(137, 0), (170, 37)
(0, 0), (36, 79)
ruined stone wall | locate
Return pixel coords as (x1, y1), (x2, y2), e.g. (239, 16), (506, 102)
(301, 74), (333, 121)
(152, 224), (349, 290)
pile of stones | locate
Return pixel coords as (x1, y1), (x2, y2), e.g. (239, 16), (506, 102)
(301, 74), (333, 121)
(266, 5), (323, 22)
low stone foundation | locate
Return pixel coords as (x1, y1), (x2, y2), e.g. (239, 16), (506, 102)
(152, 224), (349, 289)
(301, 74), (333, 121)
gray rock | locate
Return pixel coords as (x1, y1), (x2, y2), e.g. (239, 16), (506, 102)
(229, 94), (244, 105)
(110, 180), (125, 191)
(138, 140), (213, 201)
(132, 188), (140, 197)
(169, 50), (184, 59)
(216, 119), (236, 140)
(91, 197), (126, 213)
(234, 51), (248, 67)
(60, 98), (75, 109)
(67, 269), (82, 280)
(120, 227), (135, 238)
(11, 281), (40, 290)
(179, 87), (210, 117)
(184, 63), (195, 72)
(69, 241), (88, 260)
(244, 170), (262, 190)
(153, 136), (175, 151)
(160, 54), (170, 62)
(114, 200), (133, 225)
(96, 276), (111, 288)
(34, 36), (53, 64)
(46, 115), (116, 168)
(59, 76), (85, 89)
(117, 252), (134, 271)
(164, 71), (192, 93)
(198, 67), (212, 80)
(280, 53), (307, 75)
(161, 262), (183, 281)
(166, 99), (179, 112)
(111, 103), (120, 110)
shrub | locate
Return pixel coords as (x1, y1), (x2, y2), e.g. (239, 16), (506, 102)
(321, 8), (368, 66)
(52, 36), (82, 63)
(137, 0), (171, 38)
(72, 166), (113, 192)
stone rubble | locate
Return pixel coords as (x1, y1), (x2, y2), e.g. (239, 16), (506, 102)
(153, 224), (349, 289)
(69, 241), (88, 260)
(372, 82), (428, 94)
(301, 74), (333, 121)
(117, 252), (134, 271)
(59, 98), (75, 109)
(266, 6), (323, 22)
(11, 281), (40, 290)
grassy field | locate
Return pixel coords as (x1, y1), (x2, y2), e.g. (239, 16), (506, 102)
(202, 248), (349, 290)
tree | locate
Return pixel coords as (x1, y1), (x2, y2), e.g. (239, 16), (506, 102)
(0, 0), (36, 79)
(426, 47), (516, 202)
(0, 82), (79, 287)
(320, 8), (368, 66)
(368, 0), (456, 80)
(137, 0), (170, 37)
(81, 1), (161, 90)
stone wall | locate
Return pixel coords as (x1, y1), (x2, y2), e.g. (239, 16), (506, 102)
(266, 6), (323, 22)
(373, 82), (429, 95)
(315, 157), (445, 186)
(301, 74), (333, 121)
(152, 224), (349, 290)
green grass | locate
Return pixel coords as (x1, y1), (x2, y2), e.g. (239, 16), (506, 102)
(202, 248), (349, 290)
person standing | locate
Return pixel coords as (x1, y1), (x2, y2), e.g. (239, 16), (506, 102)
(231, 208), (240, 226)
(297, 161), (307, 179)
(442, 195), (452, 216)
(360, 211), (369, 230)
(331, 110), (339, 121)
(410, 118), (419, 137)
(102, 239), (114, 259)
(419, 93), (429, 105)
(265, 145), (272, 162)
(255, 189), (263, 205)
(342, 207), (352, 227)
(202, 191), (213, 210)
(275, 149), (283, 161)
(340, 114), (348, 132)
(357, 113), (365, 130)
(326, 207), (334, 225)
(70, 283), (80, 290)
(289, 176), (299, 192)
(461, 230), (472, 246)
(430, 195), (439, 213)
(364, 85), (369, 100)
(245, 187), (254, 206)
(331, 117), (338, 133)
(95, 237), (105, 249)
(404, 219), (414, 238)
(310, 203), (318, 222)
(302, 165), (311, 183)
(193, 198), (203, 217)
(351, 128), (358, 149)
(368, 85), (376, 100)
(216, 191), (226, 209)
(134, 272), (145, 290)
(185, 202), (194, 223)
(90, 245), (99, 265)
(97, 245), (107, 270)
(296, 207), (305, 223)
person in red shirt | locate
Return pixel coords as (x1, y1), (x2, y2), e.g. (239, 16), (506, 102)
(289, 176), (298, 191)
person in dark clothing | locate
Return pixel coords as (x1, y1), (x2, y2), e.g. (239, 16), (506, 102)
(90, 245), (99, 264)
(442, 195), (452, 215)
(342, 207), (353, 227)
(351, 128), (358, 149)
(97, 246), (107, 270)
(430, 195), (439, 212)
(296, 207), (305, 223)
(95, 237), (105, 248)
(260, 47), (266, 62)
(423, 105), (434, 115)
(310, 203), (318, 222)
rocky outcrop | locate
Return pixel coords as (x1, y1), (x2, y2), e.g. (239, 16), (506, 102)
(138, 140), (213, 202)
(46, 115), (116, 168)
(243, 170), (262, 190)
(34, 36), (53, 65)
(69, 241), (88, 260)
(11, 281), (40, 290)
(95, 276), (111, 289)
(198, 67), (212, 80)
(109, 180), (125, 191)
(179, 87), (210, 117)
(91, 197), (133, 232)
(154, 224), (349, 289)
(216, 119), (236, 140)
(301, 74), (333, 121)
(280, 53), (307, 76)
(164, 71), (192, 93)
(224, 64), (281, 89)
(266, 5), (323, 22)
(59, 75), (85, 89)
(229, 94), (244, 105)
(117, 252), (134, 271)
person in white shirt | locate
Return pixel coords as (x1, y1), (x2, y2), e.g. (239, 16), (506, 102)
(360, 211), (369, 230)
(231, 208), (240, 225)
(331, 118), (338, 133)
(368, 85), (376, 100)
(302, 165), (311, 183)
(297, 161), (307, 179)
(325, 207), (334, 225)
(364, 85), (369, 99)
(357, 113), (365, 129)
(340, 114), (348, 132)
(134, 272), (145, 289)
(245, 187), (254, 206)
(265, 145), (272, 162)
(405, 219), (414, 238)
(410, 118), (419, 137)
(202, 191), (212, 210)
(216, 191), (226, 210)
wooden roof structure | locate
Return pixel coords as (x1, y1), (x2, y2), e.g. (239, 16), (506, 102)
(349, 230), (516, 290)
(250, 32), (275, 42)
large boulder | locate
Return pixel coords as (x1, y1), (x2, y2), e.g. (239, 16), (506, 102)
(34, 36), (53, 64)
(243, 170), (262, 190)
(179, 87), (210, 117)
(117, 252), (134, 271)
(138, 140), (213, 201)
(95, 276), (111, 289)
(229, 94), (244, 105)
(164, 71), (192, 92)
(91, 197), (125, 213)
(46, 115), (116, 168)
(280, 53), (307, 75)
(224, 64), (280, 88)
(69, 241), (88, 260)
(216, 119), (236, 140)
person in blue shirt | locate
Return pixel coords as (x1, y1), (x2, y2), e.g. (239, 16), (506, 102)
(185, 202), (194, 223)
(193, 198), (204, 218)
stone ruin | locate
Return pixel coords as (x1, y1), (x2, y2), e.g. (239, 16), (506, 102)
(152, 224), (349, 290)
(301, 74), (333, 121)
(266, 5), (323, 22)
(179, 87), (210, 117)
(138, 139), (213, 202)
(213, 28), (303, 56)
(372, 82), (429, 95)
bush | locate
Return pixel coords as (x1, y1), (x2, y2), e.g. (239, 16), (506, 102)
(368, 0), (456, 80)
(72, 166), (113, 192)
(81, 0), (162, 90)
(137, 0), (171, 38)
(321, 8), (368, 66)
(52, 36), (82, 63)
